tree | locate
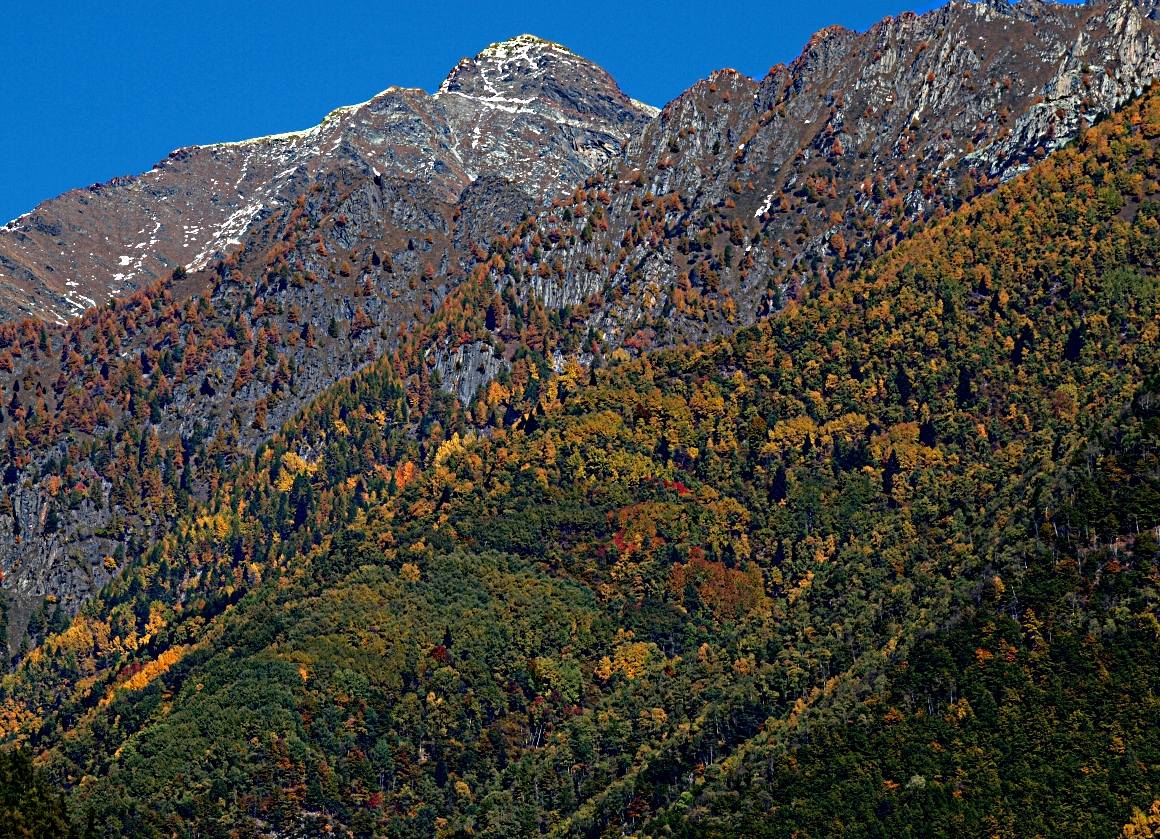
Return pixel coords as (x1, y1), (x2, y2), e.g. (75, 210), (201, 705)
(42, 504), (60, 535)
(1064, 324), (1086, 362)
(955, 367), (974, 408)
(919, 418), (937, 448)
(882, 449), (901, 499)
(830, 231), (848, 258)
(894, 365), (912, 404)
(1124, 802), (1160, 838)
(352, 306), (374, 335)
(769, 464), (787, 502)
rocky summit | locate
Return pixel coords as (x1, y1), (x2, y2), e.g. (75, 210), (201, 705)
(4, 0), (1160, 334)
(0, 36), (651, 326)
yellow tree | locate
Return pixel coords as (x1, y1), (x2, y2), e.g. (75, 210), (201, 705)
(1124, 802), (1160, 839)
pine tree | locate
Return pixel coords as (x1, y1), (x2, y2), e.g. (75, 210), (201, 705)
(769, 464), (788, 502)
(882, 449), (901, 500)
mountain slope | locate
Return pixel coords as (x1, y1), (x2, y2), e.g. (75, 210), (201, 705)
(4, 64), (1160, 839)
(3, 0), (1160, 659)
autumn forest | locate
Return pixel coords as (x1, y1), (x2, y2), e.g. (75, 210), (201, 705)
(3, 19), (1160, 839)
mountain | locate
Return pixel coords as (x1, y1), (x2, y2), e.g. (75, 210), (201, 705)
(6, 0), (1160, 644)
(0, 36), (655, 631)
(0, 35), (652, 325)
(4, 66), (1160, 838)
(5, 2), (1160, 833)
(6, 0), (1160, 332)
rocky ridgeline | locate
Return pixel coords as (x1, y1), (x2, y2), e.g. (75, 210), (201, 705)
(506, 0), (1160, 360)
(0, 36), (650, 326)
(4, 0), (1160, 651)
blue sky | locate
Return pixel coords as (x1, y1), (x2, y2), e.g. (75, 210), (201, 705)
(0, 0), (943, 224)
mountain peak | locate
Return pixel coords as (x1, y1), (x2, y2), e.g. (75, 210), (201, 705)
(436, 33), (594, 98)
(434, 32), (652, 145)
(475, 33), (573, 60)
(430, 33), (653, 196)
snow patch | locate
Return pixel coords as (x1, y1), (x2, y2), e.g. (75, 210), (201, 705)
(755, 190), (777, 218)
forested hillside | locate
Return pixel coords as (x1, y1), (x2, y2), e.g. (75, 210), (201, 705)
(0, 749), (84, 838)
(6, 54), (1160, 839)
(11, 0), (1160, 641)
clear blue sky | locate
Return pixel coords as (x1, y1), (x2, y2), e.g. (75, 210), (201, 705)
(1, 0), (943, 224)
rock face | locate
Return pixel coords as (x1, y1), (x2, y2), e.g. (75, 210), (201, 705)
(437, 35), (658, 191)
(509, 0), (1160, 357)
(0, 36), (651, 325)
(6, 0), (1160, 650)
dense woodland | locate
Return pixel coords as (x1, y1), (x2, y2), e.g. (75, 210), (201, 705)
(4, 76), (1160, 839)
(0, 748), (86, 838)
